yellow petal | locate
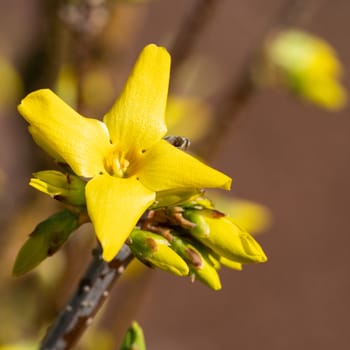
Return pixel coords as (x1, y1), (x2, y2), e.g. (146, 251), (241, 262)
(29, 125), (65, 162)
(103, 44), (170, 156)
(136, 140), (231, 191)
(18, 89), (112, 177)
(86, 174), (155, 261)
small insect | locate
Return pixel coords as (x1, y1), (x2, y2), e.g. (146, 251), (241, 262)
(164, 136), (191, 151)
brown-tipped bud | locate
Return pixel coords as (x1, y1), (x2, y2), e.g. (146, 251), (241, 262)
(169, 234), (221, 291)
(30, 170), (86, 206)
(128, 229), (189, 277)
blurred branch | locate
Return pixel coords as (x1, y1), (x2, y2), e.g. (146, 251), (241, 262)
(58, 0), (110, 112)
(274, 0), (328, 27)
(21, 0), (64, 92)
(40, 245), (134, 350)
(195, 0), (327, 159)
(170, 0), (220, 76)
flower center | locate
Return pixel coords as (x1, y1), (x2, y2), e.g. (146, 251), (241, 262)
(105, 150), (130, 178)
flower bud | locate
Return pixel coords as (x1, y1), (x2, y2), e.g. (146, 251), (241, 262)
(120, 321), (146, 350)
(13, 210), (79, 276)
(128, 229), (189, 277)
(169, 234), (221, 290)
(30, 170), (86, 206)
(183, 209), (267, 263)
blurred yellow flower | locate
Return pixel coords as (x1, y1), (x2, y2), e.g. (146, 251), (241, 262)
(260, 29), (347, 110)
(165, 96), (211, 142)
(0, 343), (36, 350)
(0, 56), (23, 109)
(208, 193), (271, 234)
(18, 44), (231, 261)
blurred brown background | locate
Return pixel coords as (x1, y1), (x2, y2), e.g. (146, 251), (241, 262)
(1, 0), (350, 349)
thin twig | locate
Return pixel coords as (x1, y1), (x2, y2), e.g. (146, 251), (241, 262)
(274, 0), (328, 27)
(40, 245), (134, 350)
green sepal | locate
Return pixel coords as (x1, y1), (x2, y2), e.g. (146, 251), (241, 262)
(119, 321), (146, 350)
(181, 195), (214, 210)
(184, 209), (267, 263)
(13, 210), (79, 276)
(128, 229), (189, 277)
(152, 188), (202, 209)
(30, 170), (86, 206)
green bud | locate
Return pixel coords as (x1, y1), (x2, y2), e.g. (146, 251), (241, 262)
(120, 321), (146, 350)
(184, 209), (267, 264)
(13, 210), (79, 276)
(128, 229), (189, 277)
(152, 188), (202, 209)
(30, 170), (86, 206)
(167, 233), (221, 291)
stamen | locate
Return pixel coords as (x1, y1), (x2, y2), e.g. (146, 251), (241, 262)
(105, 149), (130, 177)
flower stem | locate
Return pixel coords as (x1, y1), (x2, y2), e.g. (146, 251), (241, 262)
(40, 245), (134, 350)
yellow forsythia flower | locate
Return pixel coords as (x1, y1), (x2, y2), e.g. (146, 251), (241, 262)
(18, 44), (231, 261)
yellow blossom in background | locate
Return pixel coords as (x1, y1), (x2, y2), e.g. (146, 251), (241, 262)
(207, 193), (272, 234)
(0, 344), (36, 350)
(165, 96), (212, 142)
(0, 56), (23, 109)
(258, 29), (347, 110)
(81, 66), (115, 112)
(18, 44), (231, 261)
(55, 64), (115, 113)
(54, 64), (78, 108)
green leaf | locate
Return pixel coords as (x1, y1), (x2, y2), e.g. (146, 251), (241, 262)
(13, 210), (79, 276)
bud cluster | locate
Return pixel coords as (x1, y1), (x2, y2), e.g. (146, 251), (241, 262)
(128, 193), (267, 290)
(14, 173), (267, 290)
